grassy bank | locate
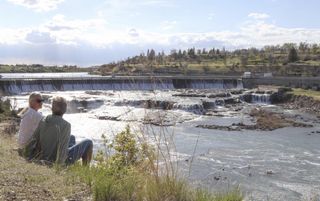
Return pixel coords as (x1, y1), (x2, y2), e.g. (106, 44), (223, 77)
(0, 123), (91, 201)
(290, 88), (320, 100)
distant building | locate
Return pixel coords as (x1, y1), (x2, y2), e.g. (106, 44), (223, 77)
(243, 72), (252, 78)
(263, 73), (273, 78)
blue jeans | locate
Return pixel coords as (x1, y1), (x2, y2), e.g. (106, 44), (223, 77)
(66, 135), (93, 165)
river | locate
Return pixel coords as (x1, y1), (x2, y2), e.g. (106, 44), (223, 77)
(2, 73), (320, 201)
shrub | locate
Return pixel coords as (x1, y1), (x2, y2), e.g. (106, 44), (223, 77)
(0, 99), (16, 121)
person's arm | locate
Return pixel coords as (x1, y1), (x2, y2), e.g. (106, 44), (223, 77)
(24, 119), (42, 159)
(32, 111), (43, 129)
(17, 107), (29, 118)
(56, 123), (71, 165)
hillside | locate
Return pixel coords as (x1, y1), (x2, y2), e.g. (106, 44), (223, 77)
(95, 43), (320, 77)
(0, 64), (92, 74)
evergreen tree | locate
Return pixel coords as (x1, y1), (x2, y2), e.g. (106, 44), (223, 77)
(288, 47), (299, 63)
(148, 49), (156, 61)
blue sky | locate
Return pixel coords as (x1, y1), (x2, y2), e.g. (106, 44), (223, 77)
(0, 0), (320, 66)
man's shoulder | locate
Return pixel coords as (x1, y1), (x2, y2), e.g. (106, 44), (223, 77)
(60, 118), (71, 129)
(64, 120), (71, 128)
(29, 108), (42, 118)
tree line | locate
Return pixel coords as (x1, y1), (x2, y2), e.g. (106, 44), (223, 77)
(113, 43), (319, 67)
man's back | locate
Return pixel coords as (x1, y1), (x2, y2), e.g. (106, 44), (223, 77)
(35, 114), (71, 164)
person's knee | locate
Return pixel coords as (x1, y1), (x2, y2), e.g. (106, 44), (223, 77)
(83, 139), (93, 151)
(88, 140), (93, 152)
(70, 135), (76, 141)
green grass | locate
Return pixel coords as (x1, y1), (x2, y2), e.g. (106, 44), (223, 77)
(291, 88), (320, 100)
(69, 165), (243, 201)
(299, 60), (320, 66)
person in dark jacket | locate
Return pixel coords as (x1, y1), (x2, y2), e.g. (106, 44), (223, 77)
(26, 96), (93, 166)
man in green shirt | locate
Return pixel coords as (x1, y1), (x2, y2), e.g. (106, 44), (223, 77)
(26, 96), (93, 166)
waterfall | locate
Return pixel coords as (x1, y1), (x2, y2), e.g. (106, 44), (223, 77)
(241, 93), (271, 104)
(251, 93), (271, 104)
(0, 78), (243, 95)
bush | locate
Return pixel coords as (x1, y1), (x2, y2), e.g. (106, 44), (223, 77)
(0, 99), (15, 121)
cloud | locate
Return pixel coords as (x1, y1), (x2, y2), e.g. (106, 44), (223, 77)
(1, 14), (320, 65)
(97, 0), (175, 18)
(42, 14), (107, 45)
(7, 0), (64, 11)
(25, 30), (56, 44)
(248, 12), (270, 20)
(0, 28), (28, 44)
(160, 21), (177, 31)
(128, 29), (139, 37)
(45, 14), (106, 32)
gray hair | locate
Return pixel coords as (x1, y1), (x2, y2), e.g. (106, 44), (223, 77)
(52, 96), (67, 116)
(29, 92), (41, 105)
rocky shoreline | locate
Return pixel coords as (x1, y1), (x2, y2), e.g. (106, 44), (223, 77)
(197, 108), (313, 131)
(281, 95), (320, 116)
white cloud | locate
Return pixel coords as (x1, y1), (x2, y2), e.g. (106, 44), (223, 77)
(1, 14), (320, 65)
(7, 0), (64, 12)
(25, 30), (56, 44)
(41, 14), (107, 45)
(0, 28), (29, 44)
(160, 21), (177, 31)
(248, 12), (270, 20)
(45, 14), (106, 31)
(97, 0), (175, 19)
(128, 28), (139, 37)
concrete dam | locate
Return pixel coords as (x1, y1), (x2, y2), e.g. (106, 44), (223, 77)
(1, 75), (319, 95)
(0, 76), (243, 95)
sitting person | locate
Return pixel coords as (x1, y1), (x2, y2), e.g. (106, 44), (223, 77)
(18, 93), (44, 150)
(26, 96), (93, 166)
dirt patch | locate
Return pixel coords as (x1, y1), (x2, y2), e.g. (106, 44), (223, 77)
(249, 108), (312, 130)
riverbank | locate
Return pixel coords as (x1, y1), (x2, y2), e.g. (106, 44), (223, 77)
(280, 88), (320, 116)
(0, 121), (91, 201)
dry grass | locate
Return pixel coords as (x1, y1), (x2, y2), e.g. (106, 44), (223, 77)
(0, 122), (91, 201)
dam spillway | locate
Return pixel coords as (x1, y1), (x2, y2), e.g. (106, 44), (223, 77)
(0, 76), (243, 95)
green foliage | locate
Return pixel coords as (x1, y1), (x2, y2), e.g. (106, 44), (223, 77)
(0, 99), (15, 121)
(288, 47), (299, 63)
(0, 64), (90, 73)
(69, 126), (243, 201)
(109, 125), (139, 168)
